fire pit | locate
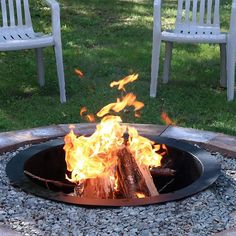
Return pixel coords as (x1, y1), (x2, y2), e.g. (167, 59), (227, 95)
(6, 133), (220, 207)
(5, 74), (221, 207)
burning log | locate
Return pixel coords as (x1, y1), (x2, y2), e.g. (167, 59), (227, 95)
(64, 73), (170, 200)
(116, 147), (159, 198)
(74, 175), (115, 199)
(74, 147), (160, 199)
(150, 167), (176, 177)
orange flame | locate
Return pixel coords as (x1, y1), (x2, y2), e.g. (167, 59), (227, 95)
(64, 116), (125, 183)
(80, 107), (96, 123)
(128, 126), (163, 167)
(75, 68), (84, 78)
(69, 124), (75, 130)
(64, 116), (164, 183)
(64, 74), (165, 185)
(161, 112), (175, 125)
(86, 114), (95, 122)
(80, 107), (87, 116)
(97, 93), (144, 117)
(110, 73), (138, 91)
(136, 192), (146, 198)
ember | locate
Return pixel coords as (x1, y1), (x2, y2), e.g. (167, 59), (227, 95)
(63, 74), (167, 199)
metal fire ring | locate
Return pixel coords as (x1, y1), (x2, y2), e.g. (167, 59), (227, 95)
(6, 136), (221, 207)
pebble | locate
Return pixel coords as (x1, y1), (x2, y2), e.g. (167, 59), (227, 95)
(0, 148), (235, 235)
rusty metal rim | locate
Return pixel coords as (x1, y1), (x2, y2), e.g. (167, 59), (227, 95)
(6, 135), (221, 207)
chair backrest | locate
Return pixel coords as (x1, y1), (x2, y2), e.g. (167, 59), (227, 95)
(0, 0), (32, 28)
(174, 0), (220, 35)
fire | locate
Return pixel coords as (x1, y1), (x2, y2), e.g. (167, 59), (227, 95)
(80, 107), (95, 122)
(128, 126), (163, 167)
(97, 93), (144, 117)
(136, 192), (146, 198)
(79, 107), (87, 116)
(75, 68), (84, 78)
(64, 116), (125, 182)
(63, 74), (167, 198)
(161, 111), (175, 125)
(110, 73), (138, 91)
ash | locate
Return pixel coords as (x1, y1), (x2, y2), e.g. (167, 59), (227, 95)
(0, 146), (235, 236)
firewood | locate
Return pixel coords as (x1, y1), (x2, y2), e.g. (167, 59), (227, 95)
(74, 175), (115, 199)
(116, 147), (159, 198)
(150, 167), (176, 177)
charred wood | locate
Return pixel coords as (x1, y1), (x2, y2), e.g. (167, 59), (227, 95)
(150, 167), (176, 177)
(116, 147), (158, 198)
(74, 176), (115, 199)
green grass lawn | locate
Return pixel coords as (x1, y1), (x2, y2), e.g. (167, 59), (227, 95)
(0, 0), (236, 135)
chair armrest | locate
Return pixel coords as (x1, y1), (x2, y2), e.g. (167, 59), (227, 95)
(42, 0), (62, 40)
(153, 0), (162, 34)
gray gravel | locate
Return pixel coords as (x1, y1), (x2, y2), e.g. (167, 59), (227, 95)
(0, 145), (236, 236)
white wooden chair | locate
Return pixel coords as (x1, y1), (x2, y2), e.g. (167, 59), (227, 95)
(150, 0), (236, 101)
(0, 0), (66, 103)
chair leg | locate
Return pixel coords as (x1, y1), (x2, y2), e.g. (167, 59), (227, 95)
(220, 43), (227, 88)
(226, 41), (236, 101)
(54, 43), (66, 103)
(163, 42), (173, 84)
(35, 48), (45, 87)
(150, 35), (162, 97)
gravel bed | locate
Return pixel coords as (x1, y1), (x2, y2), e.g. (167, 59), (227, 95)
(0, 145), (236, 236)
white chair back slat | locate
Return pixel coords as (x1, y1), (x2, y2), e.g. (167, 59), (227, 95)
(213, 0), (220, 26)
(16, 0), (23, 26)
(185, 0), (191, 24)
(199, 0), (206, 25)
(1, 0), (8, 27)
(175, 0), (220, 34)
(0, 0), (32, 27)
(192, 0), (198, 25)
(23, 0), (32, 26)
(206, 0), (213, 25)
(8, 0), (15, 26)
(176, 0), (184, 25)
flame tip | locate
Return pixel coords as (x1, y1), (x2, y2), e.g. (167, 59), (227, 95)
(75, 68), (84, 78)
